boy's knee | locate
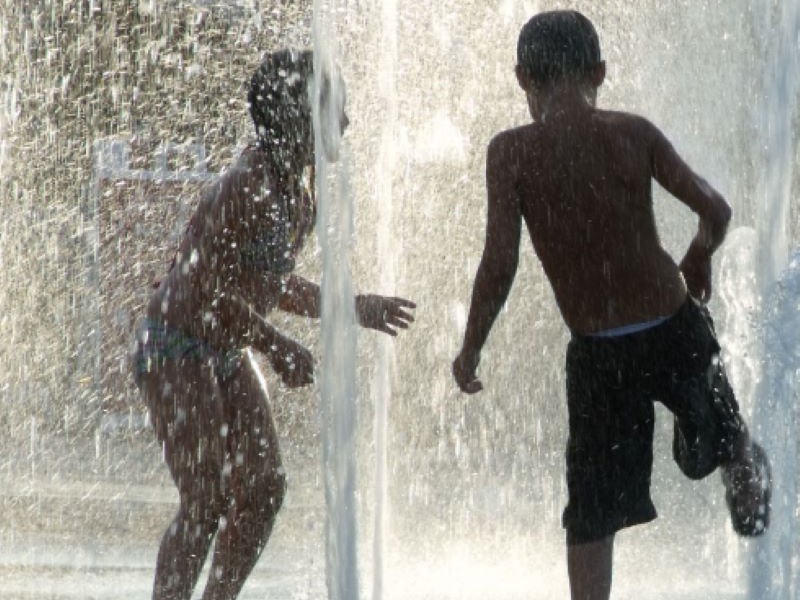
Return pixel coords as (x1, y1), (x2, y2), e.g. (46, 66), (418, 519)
(672, 414), (719, 480)
(671, 354), (749, 481)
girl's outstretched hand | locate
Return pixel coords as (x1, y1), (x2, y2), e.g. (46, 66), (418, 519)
(355, 294), (416, 336)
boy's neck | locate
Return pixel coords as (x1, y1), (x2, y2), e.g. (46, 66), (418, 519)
(530, 83), (597, 123)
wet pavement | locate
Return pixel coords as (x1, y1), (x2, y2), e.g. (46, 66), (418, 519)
(0, 426), (749, 600)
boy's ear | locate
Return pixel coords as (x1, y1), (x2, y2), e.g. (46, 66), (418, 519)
(515, 64), (532, 92)
(591, 61), (607, 87)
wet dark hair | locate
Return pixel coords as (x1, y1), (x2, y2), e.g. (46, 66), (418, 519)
(517, 11), (601, 86)
(248, 49), (314, 153)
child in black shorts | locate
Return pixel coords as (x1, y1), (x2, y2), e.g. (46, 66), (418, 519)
(452, 10), (771, 600)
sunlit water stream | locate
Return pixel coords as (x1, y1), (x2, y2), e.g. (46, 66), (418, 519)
(0, 1), (797, 599)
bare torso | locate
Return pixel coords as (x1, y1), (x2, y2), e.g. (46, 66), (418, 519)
(146, 145), (315, 349)
(503, 108), (687, 334)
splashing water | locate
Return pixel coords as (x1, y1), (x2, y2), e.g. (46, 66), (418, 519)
(0, 1), (797, 599)
(313, 3), (360, 599)
(747, 2), (800, 596)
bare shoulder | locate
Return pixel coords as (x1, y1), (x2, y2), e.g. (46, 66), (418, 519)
(489, 123), (539, 150)
(487, 123), (540, 168)
(220, 145), (268, 194)
(190, 144), (268, 236)
(593, 109), (664, 142)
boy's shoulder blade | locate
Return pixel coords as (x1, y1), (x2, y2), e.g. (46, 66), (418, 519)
(594, 108), (657, 135)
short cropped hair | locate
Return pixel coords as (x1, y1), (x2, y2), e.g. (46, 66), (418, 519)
(248, 49), (313, 150)
(517, 11), (601, 86)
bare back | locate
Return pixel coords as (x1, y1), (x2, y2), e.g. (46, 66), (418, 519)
(494, 109), (688, 334)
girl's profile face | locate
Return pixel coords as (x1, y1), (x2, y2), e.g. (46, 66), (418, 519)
(251, 53), (351, 168)
(314, 67), (348, 162)
(294, 98), (314, 164)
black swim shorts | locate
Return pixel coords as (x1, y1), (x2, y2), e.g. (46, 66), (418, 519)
(561, 296), (746, 545)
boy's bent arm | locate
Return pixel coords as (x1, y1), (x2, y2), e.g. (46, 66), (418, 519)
(454, 135), (522, 393)
(649, 122), (732, 300)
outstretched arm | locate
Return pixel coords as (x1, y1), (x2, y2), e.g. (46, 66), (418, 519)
(355, 294), (416, 335)
(238, 271), (414, 334)
(274, 276), (416, 335)
(273, 274), (415, 334)
(650, 122), (732, 302)
(453, 135), (522, 393)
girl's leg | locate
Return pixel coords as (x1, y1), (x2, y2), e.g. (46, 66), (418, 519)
(201, 352), (286, 600)
(141, 360), (226, 600)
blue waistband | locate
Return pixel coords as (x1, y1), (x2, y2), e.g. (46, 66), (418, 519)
(587, 315), (670, 338)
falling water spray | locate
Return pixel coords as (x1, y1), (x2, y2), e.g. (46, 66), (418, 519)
(313, 3), (360, 600)
(371, 1), (399, 599)
(748, 1), (800, 597)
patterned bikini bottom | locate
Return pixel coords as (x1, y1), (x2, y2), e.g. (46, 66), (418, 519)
(132, 319), (242, 387)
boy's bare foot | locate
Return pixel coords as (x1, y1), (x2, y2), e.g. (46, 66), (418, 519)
(721, 441), (771, 536)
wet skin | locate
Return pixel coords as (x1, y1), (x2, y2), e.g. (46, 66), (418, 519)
(451, 59), (764, 600)
(140, 84), (414, 600)
(454, 63), (731, 393)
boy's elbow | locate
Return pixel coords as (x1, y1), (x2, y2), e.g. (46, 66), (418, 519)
(717, 194), (732, 226)
(699, 193), (731, 249)
(712, 194), (732, 236)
